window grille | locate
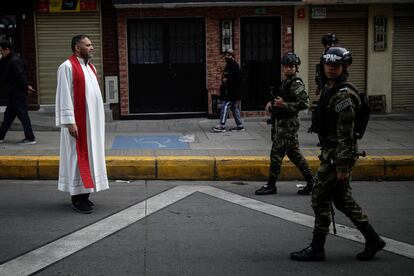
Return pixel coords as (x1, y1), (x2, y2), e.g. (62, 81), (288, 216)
(374, 16), (387, 51)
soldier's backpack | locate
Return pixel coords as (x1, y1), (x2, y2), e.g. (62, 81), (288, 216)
(333, 82), (371, 140)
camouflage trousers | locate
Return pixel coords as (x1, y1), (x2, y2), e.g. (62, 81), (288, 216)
(312, 149), (368, 234)
(269, 132), (313, 182)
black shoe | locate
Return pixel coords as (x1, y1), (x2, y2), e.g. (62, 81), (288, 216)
(255, 185), (277, 195)
(290, 246), (325, 262)
(357, 238), (386, 261)
(18, 138), (36, 145)
(72, 200), (93, 214)
(297, 185), (313, 195)
(212, 125), (226, 132)
(229, 126), (245, 132)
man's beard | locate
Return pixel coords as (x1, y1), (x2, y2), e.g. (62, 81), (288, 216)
(81, 51), (93, 60)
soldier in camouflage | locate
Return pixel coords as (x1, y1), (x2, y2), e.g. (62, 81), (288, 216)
(255, 53), (315, 196)
(290, 47), (385, 262)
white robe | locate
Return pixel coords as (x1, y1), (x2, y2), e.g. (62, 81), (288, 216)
(55, 57), (109, 195)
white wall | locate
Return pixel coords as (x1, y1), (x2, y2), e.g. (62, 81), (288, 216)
(367, 4), (393, 113)
(293, 6), (310, 91)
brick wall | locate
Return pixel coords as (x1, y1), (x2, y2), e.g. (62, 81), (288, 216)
(117, 6), (293, 116)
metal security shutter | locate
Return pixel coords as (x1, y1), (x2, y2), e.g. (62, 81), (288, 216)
(392, 16), (414, 111)
(36, 12), (102, 104)
(308, 17), (367, 103)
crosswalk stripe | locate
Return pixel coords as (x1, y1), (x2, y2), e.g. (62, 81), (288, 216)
(0, 185), (413, 275)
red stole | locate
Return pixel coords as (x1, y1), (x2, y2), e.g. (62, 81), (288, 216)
(68, 55), (97, 189)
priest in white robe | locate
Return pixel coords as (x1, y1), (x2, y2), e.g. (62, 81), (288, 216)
(55, 34), (109, 214)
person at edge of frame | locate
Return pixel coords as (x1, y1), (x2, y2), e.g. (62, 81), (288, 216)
(0, 40), (36, 145)
(255, 52), (315, 196)
(290, 47), (385, 262)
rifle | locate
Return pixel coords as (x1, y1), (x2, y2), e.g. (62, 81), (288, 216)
(315, 64), (324, 95)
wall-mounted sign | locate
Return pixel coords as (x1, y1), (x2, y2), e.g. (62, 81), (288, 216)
(312, 7), (326, 19)
(37, 0), (97, 13)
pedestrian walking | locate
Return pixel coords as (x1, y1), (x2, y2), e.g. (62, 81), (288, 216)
(55, 34), (109, 214)
(0, 40), (36, 145)
(290, 47), (385, 261)
(255, 53), (314, 196)
(212, 49), (244, 132)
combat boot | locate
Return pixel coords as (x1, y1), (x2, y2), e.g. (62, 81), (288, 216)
(255, 176), (277, 195)
(290, 233), (326, 261)
(255, 184), (277, 195)
(355, 222), (386, 261)
(297, 176), (315, 195)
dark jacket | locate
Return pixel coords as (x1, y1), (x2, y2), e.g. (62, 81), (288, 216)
(0, 52), (29, 100)
(220, 58), (242, 101)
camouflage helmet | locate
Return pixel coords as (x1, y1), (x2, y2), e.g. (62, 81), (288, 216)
(321, 33), (338, 47)
(321, 47), (352, 66)
(281, 52), (301, 66)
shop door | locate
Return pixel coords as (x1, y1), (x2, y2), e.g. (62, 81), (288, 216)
(240, 17), (281, 111)
(128, 19), (206, 114)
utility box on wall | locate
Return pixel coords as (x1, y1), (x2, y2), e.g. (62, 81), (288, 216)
(105, 76), (119, 104)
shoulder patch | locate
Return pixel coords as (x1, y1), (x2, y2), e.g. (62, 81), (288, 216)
(335, 98), (353, 112)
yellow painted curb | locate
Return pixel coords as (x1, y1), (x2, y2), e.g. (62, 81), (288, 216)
(106, 156), (156, 180)
(0, 155), (413, 180)
(37, 156), (60, 180)
(383, 156), (414, 180)
(157, 156), (215, 180)
(353, 156), (385, 180)
(280, 156), (320, 180)
(216, 156), (269, 180)
(0, 156), (38, 179)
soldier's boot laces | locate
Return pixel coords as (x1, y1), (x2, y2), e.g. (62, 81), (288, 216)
(290, 233), (326, 262)
(356, 222), (386, 261)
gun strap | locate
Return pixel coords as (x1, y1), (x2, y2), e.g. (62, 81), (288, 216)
(330, 202), (337, 234)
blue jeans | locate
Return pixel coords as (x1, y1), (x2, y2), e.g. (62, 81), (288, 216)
(219, 100), (243, 126)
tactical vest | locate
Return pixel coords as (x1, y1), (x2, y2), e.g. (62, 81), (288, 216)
(271, 77), (303, 120)
(316, 82), (360, 145)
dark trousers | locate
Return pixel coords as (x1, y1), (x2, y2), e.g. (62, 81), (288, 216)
(0, 98), (35, 141)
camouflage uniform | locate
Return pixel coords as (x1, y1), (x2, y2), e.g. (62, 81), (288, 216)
(312, 84), (368, 235)
(291, 47), (384, 262)
(268, 77), (313, 183)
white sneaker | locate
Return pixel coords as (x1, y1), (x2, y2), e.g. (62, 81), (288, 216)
(0, 140), (4, 144)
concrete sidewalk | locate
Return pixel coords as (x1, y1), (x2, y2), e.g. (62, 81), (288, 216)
(1, 112), (414, 180)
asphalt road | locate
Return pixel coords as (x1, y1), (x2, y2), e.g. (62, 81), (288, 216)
(0, 180), (413, 276)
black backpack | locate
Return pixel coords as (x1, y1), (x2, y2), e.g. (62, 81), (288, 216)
(334, 82), (370, 140)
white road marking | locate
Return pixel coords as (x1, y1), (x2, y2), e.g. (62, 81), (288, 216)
(0, 185), (413, 275)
